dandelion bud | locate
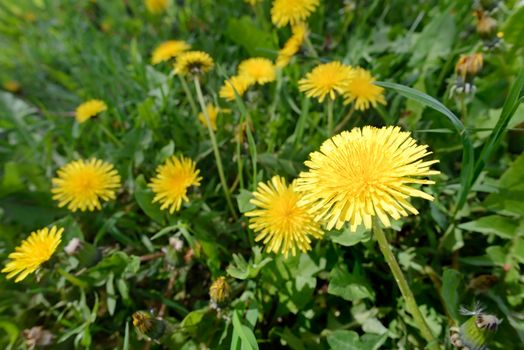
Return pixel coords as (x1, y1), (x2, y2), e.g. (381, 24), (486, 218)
(455, 53), (483, 79)
(209, 276), (231, 307)
(450, 303), (502, 350)
(475, 10), (497, 38)
(132, 311), (166, 340)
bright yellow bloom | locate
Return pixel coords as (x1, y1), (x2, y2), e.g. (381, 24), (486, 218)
(145, 0), (168, 14)
(245, 176), (324, 257)
(299, 62), (353, 102)
(271, 0), (319, 27)
(174, 51), (214, 76)
(198, 104), (219, 131)
(149, 155), (202, 214)
(238, 58), (276, 85)
(296, 126), (439, 231)
(219, 75), (254, 101)
(342, 68), (386, 111)
(276, 23), (307, 68)
(52, 159), (121, 212)
(75, 99), (107, 123)
(2, 226), (62, 283)
(151, 40), (190, 64)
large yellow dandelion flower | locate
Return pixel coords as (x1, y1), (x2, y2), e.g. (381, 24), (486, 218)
(276, 23), (307, 68)
(2, 226), (63, 283)
(238, 58), (276, 85)
(151, 40), (190, 65)
(148, 156), (202, 214)
(145, 0), (168, 14)
(245, 176), (324, 257)
(174, 51), (214, 76)
(219, 75), (254, 101)
(296, 126), (439, 231)
(75, 99), (107, 123)
(299, 62), (353, 102)
(271, 0), (320, 27)
(52, 159), (121, 212)
(342, 68), (386, 111)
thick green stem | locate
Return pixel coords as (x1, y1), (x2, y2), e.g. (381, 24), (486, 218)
(334, 103), (355, 134)
(373, 221), (439, 350)
(179, 75), (198, 117)
(326, 98), (334, 136)
(193, 77), (238, 220)
(304, 34), (319, 59)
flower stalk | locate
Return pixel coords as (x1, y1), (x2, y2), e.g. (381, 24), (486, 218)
(372, 220), (439, 349)
(193, 77), (238, 220)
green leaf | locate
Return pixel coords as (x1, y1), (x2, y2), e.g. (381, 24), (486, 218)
(503, 6), (524, 46)
(181, 308), (208, 329)
(485, 153), (524, 216)
(232, 310), (258, 350)
(328, 265), (375, 302)
(134, 175), (165, 224)
(328, 225), (371, 246)
(327, 330), (387, 350)
(236, 189), (256, 213)
(106, 272), (116, 316)
(440, 269), (462, 321)
(458, 215), (517, 239)
(124, 322), (130, 350)
(0, 320), (18, 348)
(226, 17), (276, 58)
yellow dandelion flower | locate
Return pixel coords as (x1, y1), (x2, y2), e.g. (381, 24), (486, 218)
(151, 40), (190, 65)
(198, 104), (228, 131)
(271, 0), (319, 28)
(75, 99), (107, 123)
(455, 53), (483, 79)
(148, 155), (202, 214)
(219, 75), (254, 101)
(52, 159), (121, 212)
(342, 68), (386, 111)
(238, 58), (276, 85)
(2, 226), (63, 283)
(174, 51), (214, 76)
(296, 126), (439, 231)
(299, 61), (353, 102)
(145, 0), (168, 14)
(276, 23), (307, 68)
(245, 176), (324, 257)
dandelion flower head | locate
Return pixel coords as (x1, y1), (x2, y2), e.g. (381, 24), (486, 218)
(299, 61), (353, 102)
(145, 0), (168, 14)
(296, 126), (439, 231)
(342, 68), (386, 111)
(245, 176), (324, 257)
(151, 40), (190, 64)
(148, 155), (202, 214)
(271, 0), (320, 27)
(219, 75), (254, 101)
(75, 99), (107, 123)
(2, 226), (63, 282)
(198, 104), (221, 131)
(52, 159), (121, 212)
(456, 53), (483, 79)
(276, 22), (307, 68)
(174, 51), (214, 76)
(238, 58), (276, 85)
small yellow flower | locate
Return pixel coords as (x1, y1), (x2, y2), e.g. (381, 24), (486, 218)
(342, 68), (386, 111)
(2, 226), (63, 283)
(149, 155), (202, 214)
(238, 58), (276, 85)
(276, 23), (307, 68)
(145, 0), (168, 14)
(245, 176), (324, 257)
(456, 53), (483, 79)
(296, 126), (439, 231)
(219, 75), (254, 101)
(271, 0), (320, 27)
(2, 80), (21, 93)
(151, 40), (190, 65)
(174, 51), (214, 76)
(209, 276), (231, 305)
(198, 104), (226, 131)
(299, 61), (353, 102)
(52, 159), (121, 212)
(75, 99), (107, 123)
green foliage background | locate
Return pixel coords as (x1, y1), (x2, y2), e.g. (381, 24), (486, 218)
(0, 0), (523, 349)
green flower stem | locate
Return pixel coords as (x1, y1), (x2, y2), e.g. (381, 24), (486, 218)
(334, 103), (355, 134)
(179, 75), (198, 117)
(57, 267), (88, 290)
(99, 123), (123, 147)
(326, 98), (334, 136)
(304, 35), (319, 59)
(372, 220), (439, 349)
(193, 77), (238, 220)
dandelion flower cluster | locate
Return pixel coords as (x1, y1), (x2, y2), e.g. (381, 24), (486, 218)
(342, 68), (386, 110)
(151, 40), (190, 64)
(174, 51), (214, 76)
(148, 155), (202, 214)
(271, 0), (320, 27)
(238, 58), (276, 85)
(145, 0), (168, 14)
(296, 126), (439, 231)
(2, 226), (63, 282)
(219, 75), (253, 101)
(299, 61), (354, 102)
(52, 159), (121, 212)
(245, 176), (324, 257)
(75, 99), (107, 123)
(276, 23), (307, 68)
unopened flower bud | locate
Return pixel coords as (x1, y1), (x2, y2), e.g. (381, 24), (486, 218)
(132, 311), (166, 340)
(456, 53), (483, 79)
(475, 10), (497, 38)
(209, 276), (231, 307)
